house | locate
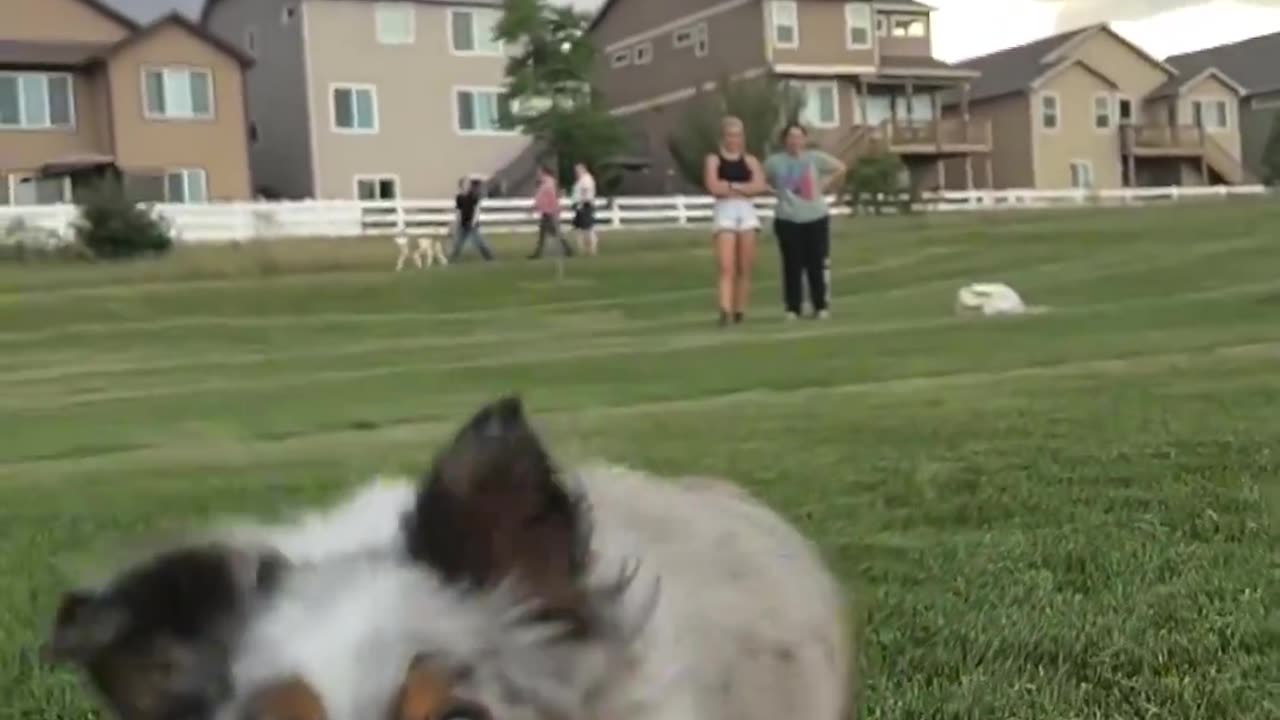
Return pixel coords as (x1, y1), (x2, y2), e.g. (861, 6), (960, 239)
(947, 23), (1252, 191)
(202, 0), (531, 200)
(1165, 31), (1280, 184)
(1, 0), (254, 205)
(588, 0), (991, 194)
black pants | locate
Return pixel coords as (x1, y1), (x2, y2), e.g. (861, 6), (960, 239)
(531, 213), (574, 257)
(774, 216), (830, 315)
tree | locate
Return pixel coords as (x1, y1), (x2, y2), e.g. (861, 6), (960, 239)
(494, 0), (626, 188)
(1263, 111), (1280, 186)
(73, 178), (174, 259)
(667, 76), (804, 188)
(845, 151), (910, 216)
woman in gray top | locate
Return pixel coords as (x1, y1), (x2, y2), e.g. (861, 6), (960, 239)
(762, 123), (847, 320)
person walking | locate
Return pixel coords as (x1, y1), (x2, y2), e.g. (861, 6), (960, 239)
(451, 177), (494, 262)
(704, 116), (767, 326)
(571, 163), (599, 256)
(763, 123), (847, 320)
(529, 165), (574, 259)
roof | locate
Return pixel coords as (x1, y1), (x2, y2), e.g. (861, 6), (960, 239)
(1148, 66), (1247, 100)
(1164, 30), (1280, 97)
(955, 24), (1098, 103)
(95, 0), (204, 24)
(878, 54), (979, 78)
(0, 12), (252, 68)
(201, 0), (501, 22)
(0, 40), (111, 68)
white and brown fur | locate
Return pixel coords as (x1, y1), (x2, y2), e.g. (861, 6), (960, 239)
(46, 397), (853, 720)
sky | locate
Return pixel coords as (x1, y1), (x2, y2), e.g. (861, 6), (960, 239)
(564, 0), (1280, 61)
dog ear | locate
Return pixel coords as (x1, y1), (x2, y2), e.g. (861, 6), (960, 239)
(44, 589), (128, 663)
(405, 396), (589, 617)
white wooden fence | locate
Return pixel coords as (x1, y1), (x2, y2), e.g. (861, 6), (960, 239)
(0, 185), (1271, 245)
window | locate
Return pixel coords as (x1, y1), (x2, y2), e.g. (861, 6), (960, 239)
(164, 169), (208, 203)
(694, 23), (709, 57)
(1190, 98), (1230, 130)
(1117, 96), (1134, 124)
(845, 3), (873, 49)
(890, 15), (927, 37)
(673, 27), (695, 48)
(1093, 94), (1112, 129)
(375, 2), (414, 45)
(875, 15), (888, 36)
(1039, 92), (1059, 130)
(450, 8), (503, 55)
(797, 81), (839, 128)
(893, 93), (935, 122)
(331, 84), (377, 132)
(143, 67), (214, 120)
(355, 175), (398, 201)
(771, 1), (798, 48)
(243, 27), (257, 55)
(609, 49), (630, 68)
(1069, 160), (1094, 189)
(454, 88), (514, 134)
(633, 42), (653, 65)
(8, 174), (70, 205)
(0, 72), (74, 129)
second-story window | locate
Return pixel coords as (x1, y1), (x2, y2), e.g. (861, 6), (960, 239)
(694, 23), (710, 57)
(845, 3), (873, 49)
(1040, 93), (1060, 131)
(143, 67), (214, 120)
(0, 72), (74, 129)
(770, 1), (798, 48)
(890, 14), (927, 37)
(331, 84), (378, 133)
(454, 88), (515, 134)
(633, 42), (653, 65)
(1093, 94), (1112, 129)
(375, 2), (415, 45)
(797, 81), (839, 129)
(1190, 98), (1230, 130)
(450, 8), (503, 55)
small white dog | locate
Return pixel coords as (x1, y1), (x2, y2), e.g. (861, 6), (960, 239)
(955, 282), (1030, 316)
(395, 234), (448, 271)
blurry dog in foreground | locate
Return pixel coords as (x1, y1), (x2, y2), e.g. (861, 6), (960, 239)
(395, 235), (448, 271)
(45, 397), (852, 720)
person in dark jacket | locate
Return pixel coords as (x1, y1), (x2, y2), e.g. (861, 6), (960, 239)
(451, 177), (494, 261)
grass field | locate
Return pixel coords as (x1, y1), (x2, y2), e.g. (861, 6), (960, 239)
(2, 201), (1279, 719)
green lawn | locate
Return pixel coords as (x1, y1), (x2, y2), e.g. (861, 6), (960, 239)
(2, 201), (1278, 719)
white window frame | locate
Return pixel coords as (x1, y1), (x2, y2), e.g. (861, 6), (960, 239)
(453, 86), (517, 136)
(447, 7), (504, 56)
(329, 82), (379, 134)
(141, 66), (215, 121)
(633, 41), (653, 65)
(798, 80), (840, 129)
(770, 1), (799, 49)
(1039, 91), (1060, 132)
(163, 168), (209, 203)
(1116, 95), (1134, 125)
(673, 27), (695, 48)
(1069, 159), (1094, 189)
(374, 2), (415, 45)
(693, 23), (709, 57)
(0, 71), (76, 130)
(353, 174), (400, 201)
(1092, 93), (1112, 131)
(844, 3), (873, 50)
(889, 14), (927, 38)
(6, 173), (72, 205)
(1189, 97), (1231, 132)
(609, 48), (631, 68)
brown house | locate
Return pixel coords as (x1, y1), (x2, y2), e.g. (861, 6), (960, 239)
(946, 24), (1252, 191)
(1, 0), (254, 205)
(589, 0), (992, 193)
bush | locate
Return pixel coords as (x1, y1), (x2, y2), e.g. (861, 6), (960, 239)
(1262, 112), (1280, 186)
(73, 179), (174, 259)
(845, 151), (911, 215)
(0, 217), (91, 263)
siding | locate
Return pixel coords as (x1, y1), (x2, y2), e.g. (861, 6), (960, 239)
(1241, 92), (1280, 181)
(770, 0), (874, 68)
(945, 93), (1032, 189)
(1034, 63), (1122, 190)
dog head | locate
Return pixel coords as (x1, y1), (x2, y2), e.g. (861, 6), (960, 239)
(45, 542), (288, 720)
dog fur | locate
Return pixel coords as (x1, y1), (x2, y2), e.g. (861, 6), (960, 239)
(395, 235), (448, 271)
(47, 398), (852, 720)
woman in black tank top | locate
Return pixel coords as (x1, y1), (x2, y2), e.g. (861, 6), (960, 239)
(704, 116), (766, 327)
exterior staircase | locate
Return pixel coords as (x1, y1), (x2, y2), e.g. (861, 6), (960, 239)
(1203, 134), (1257, 185)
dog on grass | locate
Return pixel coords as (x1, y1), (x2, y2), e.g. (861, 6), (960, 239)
(395, 235), (449, 271)
(45, 398), (853, 720)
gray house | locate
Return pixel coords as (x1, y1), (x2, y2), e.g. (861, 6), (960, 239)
(1165, 31), (1280, 183)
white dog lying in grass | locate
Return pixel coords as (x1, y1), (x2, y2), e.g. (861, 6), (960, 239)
(395, 234), (448, 271)
(955, 282), (1042, 316)
(45, 398), (854, 720)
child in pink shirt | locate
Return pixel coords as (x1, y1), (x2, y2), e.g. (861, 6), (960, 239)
(529, 165), (575, 258)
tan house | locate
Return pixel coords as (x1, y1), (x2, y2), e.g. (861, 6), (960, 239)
(202, 0), (530, 199)
(589, 0), (992, 193)
(1, 0), (254, 205)
(947, 23), (1252, 191)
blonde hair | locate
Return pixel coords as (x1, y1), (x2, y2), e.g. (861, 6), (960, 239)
(721, 115), (744, 135)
